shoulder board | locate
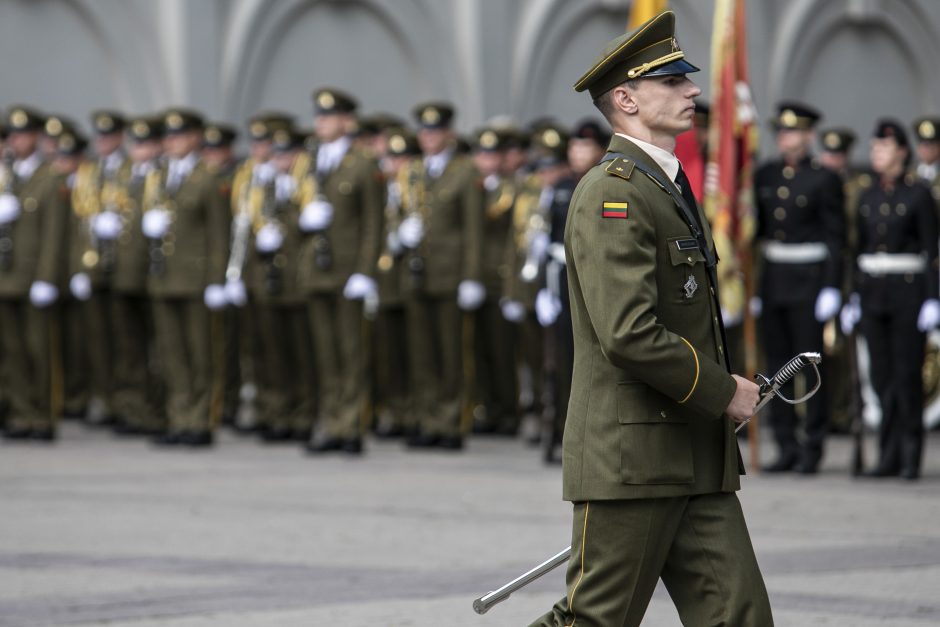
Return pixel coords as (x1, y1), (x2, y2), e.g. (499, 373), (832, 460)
(605, 158), (635, 180)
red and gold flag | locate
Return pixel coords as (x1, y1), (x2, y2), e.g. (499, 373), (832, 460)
(703, 0), (757, 328)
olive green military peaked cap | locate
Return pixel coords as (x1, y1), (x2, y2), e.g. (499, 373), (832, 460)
(574, 10), (699, 100)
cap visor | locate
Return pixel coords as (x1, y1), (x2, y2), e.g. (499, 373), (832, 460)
(644, 58), (700, 77)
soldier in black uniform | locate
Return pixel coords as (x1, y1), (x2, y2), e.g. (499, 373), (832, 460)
(847, 120), (939, 480)
(754, 102), (845, 473)
(911, 117), (940, 200)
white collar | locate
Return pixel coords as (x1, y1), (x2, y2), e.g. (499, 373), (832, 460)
(101, 151), (125, 175)
(424, 148), (453, 176)
(169, 152), (199, 175)
(13, 151), (43, 181)
(615, 132), (680, 186)
(319, 136), (352, 164)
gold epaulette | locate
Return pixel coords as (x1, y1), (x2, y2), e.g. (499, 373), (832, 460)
(605, 158), (635, 180)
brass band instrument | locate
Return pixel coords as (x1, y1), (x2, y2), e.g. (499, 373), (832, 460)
(516, 183), (550, 283)
(401, 160), (427, 288)
(143, 161), (169, 277)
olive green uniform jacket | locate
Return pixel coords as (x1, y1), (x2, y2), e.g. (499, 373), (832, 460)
(563, 135), (741, 502)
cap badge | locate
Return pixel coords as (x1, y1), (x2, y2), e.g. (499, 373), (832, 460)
(45, 118), (63, 136)
(10, 109), (28, 129)
(166, 113), (184, 130)
(318, 92), (335, 110)
(824, 133), (839, 149)
(389, 135), (406, 153)
(480, 130), (497, 149)
(421, 108), (441, 125)
(97, 115), (114, 132)
(132, 121), (149, 137)
(59, 134), (76, 152)
(205, 128), (222, 144)
(780, 109), (798, 128)
(543, 129), (561, 147)
(920, 120), (936, 140)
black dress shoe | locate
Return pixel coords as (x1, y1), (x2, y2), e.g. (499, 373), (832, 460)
(900, 467), (921, 481)
(437, 435), (464, 450)
(260, 425), (293, 442)
(291, 427), (313, 442)
(3, 426), (33, 440)
(181, 431), (214, 447)
(152, 432), (184, 446)
(374, 424), (404, 439)
(342, 437), (364, 454)
(762, 453), (798, 473)
(305, 436), (344, 453)
(864, 465), (900, 478)
(31, 427), (57, 442)
(405, 432), (440, 448)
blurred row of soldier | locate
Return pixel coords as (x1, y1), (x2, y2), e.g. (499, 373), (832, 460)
(2, 92), (938, 477)
(0, 92), (610, 462)
(743, 103), (939, 481)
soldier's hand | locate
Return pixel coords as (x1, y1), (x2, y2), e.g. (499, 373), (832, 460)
(725, 375), (760, 424)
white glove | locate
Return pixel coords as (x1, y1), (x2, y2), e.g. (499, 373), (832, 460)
(457, 280), (486, 311)
(204, 284), (227, 310)
(840, 293), (861, 336)
(397, 215), (425, 249)
(69, 273), (92, 301)
(918, 298), (940, 332)
(253, 162), (276, 185)
(0, 192), (21, 224)
(299, 199), (334, 232)
(528, 231), (550, 263)
(535, 288), (562, 327)
(29, 281), (59, 308)
(814, 287), (842, 322)
(386, 231), (404, 256)
(500, 299), (526, 323)
(749, 296), (763, 318)
(343, 273), (378, 301)
(275, 173), (296, 203)
(92, 210), (123, 241)
(721, 307), (743, 327)
(255, 223), (284, 253)
(142, 207), (170, 239)
(224, 278), (247, 307)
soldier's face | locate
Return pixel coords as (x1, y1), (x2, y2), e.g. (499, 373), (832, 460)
(203, 146), (233, 168)
(916, 140), (940, 165)
(315, 113), (347, 143)
(418, 127), (451, 155)
(870, 137), (907, 175)
(568, 138), (605, 177)
(250, 140), (272, 162)
(129, 140), (161, 163)
(94, 133), (123, 157)
(163, 130), (199, 159)
(629, 75), (701, 135)
(503, 147), (527, 174)
(8, 131), (38, 158)
(819, 151), (848, 173)
(775, 129), (812, 159)
(472, 150), (503, 176)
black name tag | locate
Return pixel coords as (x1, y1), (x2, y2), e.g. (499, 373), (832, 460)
(675, 238), (698, 251)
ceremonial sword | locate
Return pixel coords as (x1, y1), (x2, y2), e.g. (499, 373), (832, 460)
(472, 351), (822, 615)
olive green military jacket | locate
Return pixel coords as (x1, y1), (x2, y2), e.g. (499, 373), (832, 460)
(247, 189), (306, 306)
(298, 146), (382, 294)
(563, 134), (741, 502)
(408, 154), (484, 296)
(145, 160), (230, 298)
(375, 178), (408, 308)
(68, 159), (133, 287)
(112, 168), (154, 295)
(0, 162), (69, 298)
(503, 176), (545, 310)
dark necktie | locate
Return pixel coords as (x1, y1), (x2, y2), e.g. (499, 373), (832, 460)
(675, 165), (705, 233)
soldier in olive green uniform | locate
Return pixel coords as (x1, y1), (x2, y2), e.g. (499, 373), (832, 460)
(42, 115), (89, 419)
(530, 13), (772, 626)
(107, 116), (166, 435)
(470, 127), (518, 435)
(0, 106), (70, 440)
(373, 129), (420, 437)
(143, 109), (230, 446)
(395, 103), (485, 450)
(225, 112), (296, 433)
(68, 110), (131, 426)
(244, 127), (318, 442)
(300, 89), (382, 455)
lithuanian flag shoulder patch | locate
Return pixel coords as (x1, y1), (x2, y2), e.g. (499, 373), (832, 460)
(602, 201), (628, 219)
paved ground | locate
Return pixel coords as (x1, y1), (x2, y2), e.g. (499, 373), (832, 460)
(2, 422), (939, 626)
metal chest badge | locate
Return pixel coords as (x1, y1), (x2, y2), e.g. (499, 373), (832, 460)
(683, 274), (698, 299)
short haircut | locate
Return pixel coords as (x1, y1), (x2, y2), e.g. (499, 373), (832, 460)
(592, 79), (639, 123)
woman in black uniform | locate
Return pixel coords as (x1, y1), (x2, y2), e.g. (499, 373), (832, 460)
(850, 119), (939, 479)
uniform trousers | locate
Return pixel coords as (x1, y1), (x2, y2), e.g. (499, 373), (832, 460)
(759, 299), (827, 460)
(110, 292), (163, 430)
(78, 289), (114, 413)
(308, 293), (366, 439)
(474, 298), (518, 430)
(374, 304), (411, 431)
(152, 298), (211, 433)
(860, 294), (926, 474)
(531, 493), (773, 627)
(406, 294), (462, 437)
(253, 301), (316, 434)
(61, 298), (89, 415)
(0, 300), (60, 431)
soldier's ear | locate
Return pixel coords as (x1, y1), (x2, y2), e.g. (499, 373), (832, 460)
(611, 86), (638, 116)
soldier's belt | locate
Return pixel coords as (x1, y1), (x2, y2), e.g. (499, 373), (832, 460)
(547, 242), (566, 266)
(763, 241), (828, 263)
(858, 253), (926, 275)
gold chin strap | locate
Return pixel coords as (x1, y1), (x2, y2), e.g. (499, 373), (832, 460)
(627, 51), (685, 79)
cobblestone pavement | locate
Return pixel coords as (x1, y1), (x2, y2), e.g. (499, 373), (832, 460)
(1, 423), (938, 626)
